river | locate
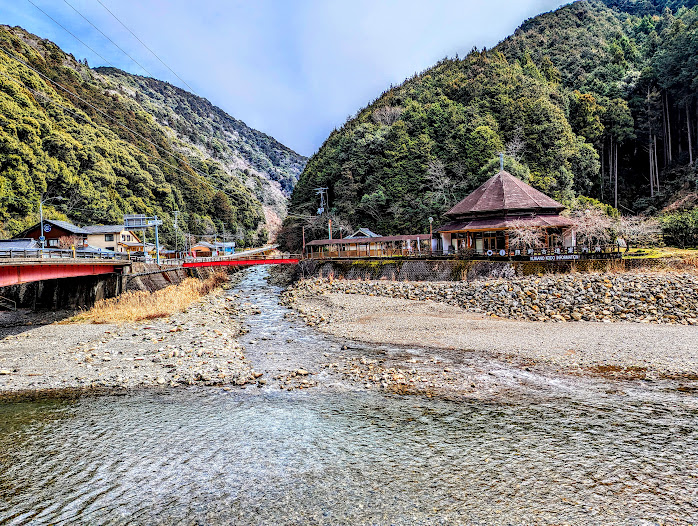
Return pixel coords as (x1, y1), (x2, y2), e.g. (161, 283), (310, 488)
(1, 267), (696, 525)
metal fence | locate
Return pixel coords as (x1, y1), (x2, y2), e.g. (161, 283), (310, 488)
(0, 248), (131, 261)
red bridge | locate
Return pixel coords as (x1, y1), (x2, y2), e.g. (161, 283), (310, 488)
(0, 250), (131, 288)
(182, 255), (300, 268)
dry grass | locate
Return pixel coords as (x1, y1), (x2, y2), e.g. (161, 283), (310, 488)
(71, 271), (229, 324)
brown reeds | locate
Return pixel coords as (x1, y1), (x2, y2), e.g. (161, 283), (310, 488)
(72, 271), (229, 323)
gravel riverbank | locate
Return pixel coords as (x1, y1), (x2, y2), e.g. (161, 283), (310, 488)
(0, 285), (259, 399)
(287, 272), (698, 324)
(285, 273), (698, 380)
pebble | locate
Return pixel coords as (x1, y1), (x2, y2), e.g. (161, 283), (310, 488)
(284, 272), (698, 325)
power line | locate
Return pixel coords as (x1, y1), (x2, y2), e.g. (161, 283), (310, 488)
(61, 0), (152, 77)
(0, 45), (215, 184)
(0, 67), (210, 187)
(24, 0), (117, 69)
(94, 0), (197, 94)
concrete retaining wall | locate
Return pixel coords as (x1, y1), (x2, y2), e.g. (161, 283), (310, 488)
(0, 273), (123, 310)
(297, 257), (685, 282)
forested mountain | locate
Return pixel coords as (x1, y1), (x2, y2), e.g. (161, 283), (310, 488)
(0, 25), (306, 246)
(284, 0), (698, 249)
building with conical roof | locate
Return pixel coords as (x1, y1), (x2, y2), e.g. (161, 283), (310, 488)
(434, 170), (574, 256)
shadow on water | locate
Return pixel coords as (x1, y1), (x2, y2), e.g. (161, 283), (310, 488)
(0, 267), (696, 525)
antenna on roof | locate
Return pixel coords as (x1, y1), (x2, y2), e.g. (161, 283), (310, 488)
(499, 153), (504, 172)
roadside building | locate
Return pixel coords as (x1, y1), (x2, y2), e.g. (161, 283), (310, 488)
(434, 170), (575, 256)
(190, 241), (235, 258)
(346, 228), (381, 239)
(82, 225), (141, 254)
(306, 234), (432, 259)
(15, 219), (89, 248)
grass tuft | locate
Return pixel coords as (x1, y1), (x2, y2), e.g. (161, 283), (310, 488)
(71, 271), (229, 323)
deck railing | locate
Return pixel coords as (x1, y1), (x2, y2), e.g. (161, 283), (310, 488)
(306, 244), (622, 260)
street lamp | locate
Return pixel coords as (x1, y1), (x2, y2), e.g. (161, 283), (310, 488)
(428, 216), (433, 237)
(39, 196), (65, 249)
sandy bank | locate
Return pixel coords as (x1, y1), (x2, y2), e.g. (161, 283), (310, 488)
(290, 291), (698, 379)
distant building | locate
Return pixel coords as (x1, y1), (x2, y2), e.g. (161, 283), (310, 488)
(434, 170), (574, 255)
(306, 234), (431, 258)
(346, 228), (381, 239)
(190, 241), (235, 258)
(82, 225), (141, 253)
(16, 219), (89, 248)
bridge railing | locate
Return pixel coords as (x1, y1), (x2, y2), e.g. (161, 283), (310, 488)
(0, 248), (131, 261)
(184, 252), (302, 263)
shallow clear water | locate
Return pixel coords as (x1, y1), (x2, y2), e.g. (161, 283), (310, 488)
(1, 268), (697, 525)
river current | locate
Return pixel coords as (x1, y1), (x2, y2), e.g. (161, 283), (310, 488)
(1, 268), (697, 525)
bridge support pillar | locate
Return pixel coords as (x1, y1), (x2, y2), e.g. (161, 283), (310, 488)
(0, 273), (123, 311)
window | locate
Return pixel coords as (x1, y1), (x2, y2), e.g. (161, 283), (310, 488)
(121, 234), (126, 241)
(106, 246), (114, 251)
(48, 239), (59, 247)
(105, 234), (114, 241)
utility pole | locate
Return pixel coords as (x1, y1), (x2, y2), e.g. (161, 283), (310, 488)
(38, 196), (64, 250)
(173, 210), (180, 257)
(153, 216), (161, 265)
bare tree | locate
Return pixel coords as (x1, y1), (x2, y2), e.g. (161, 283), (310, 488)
(616, 216), (661, 250)
(571, 209), (613, 247)
(58, 235), (81, 249)
(506, 220), (545, 250)
(372, 106), (404, 126)
(426, 159), (456, 208)
(506, 127), (526, 162)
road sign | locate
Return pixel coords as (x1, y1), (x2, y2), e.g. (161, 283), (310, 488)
(43, 224), (51, 232)
(39, 235), (45, 241)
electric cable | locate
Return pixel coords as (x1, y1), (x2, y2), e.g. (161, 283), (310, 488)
(94, 0), (198, 94)
(24, 0), (117, 69)
(0, 45), (216, 183)
(61, 0), (151, 76)
(0, 67), (212, 186)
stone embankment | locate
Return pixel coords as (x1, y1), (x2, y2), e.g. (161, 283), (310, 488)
(285, 272), (698, 325)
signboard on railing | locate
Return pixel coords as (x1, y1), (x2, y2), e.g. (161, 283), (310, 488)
(530, 254), (581, 261)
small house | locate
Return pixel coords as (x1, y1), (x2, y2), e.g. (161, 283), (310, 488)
(82, 225), (141, 254)
(15, 219), (89, 248)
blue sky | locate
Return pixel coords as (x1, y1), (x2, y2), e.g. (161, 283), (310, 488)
(1, 0), (568, 156)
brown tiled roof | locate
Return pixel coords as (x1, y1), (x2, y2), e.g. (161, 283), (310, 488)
(436, 214), (573, 233)
(306, 234), (431, 246)
(445, 171), (565, 218)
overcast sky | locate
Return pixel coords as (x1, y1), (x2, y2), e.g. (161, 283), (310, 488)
(2, 0), (568, 156)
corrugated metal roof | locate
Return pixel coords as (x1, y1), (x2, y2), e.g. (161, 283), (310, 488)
(445, 171), (565, 218)
(307, 234), (431, 246)
(0, 238), (39, 249)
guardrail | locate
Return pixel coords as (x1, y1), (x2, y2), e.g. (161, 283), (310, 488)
(0, 248), (131, 261)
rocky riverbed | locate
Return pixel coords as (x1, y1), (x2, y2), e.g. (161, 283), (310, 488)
(285, 271), (698, 324)
(0, 285), (259, 399)
(282, 272), (698, 382)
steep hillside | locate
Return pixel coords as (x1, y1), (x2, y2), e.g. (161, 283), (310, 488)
(284, 0), (698, 249)
(96, 68), (306, 222)
(0, 25), (306, 245)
